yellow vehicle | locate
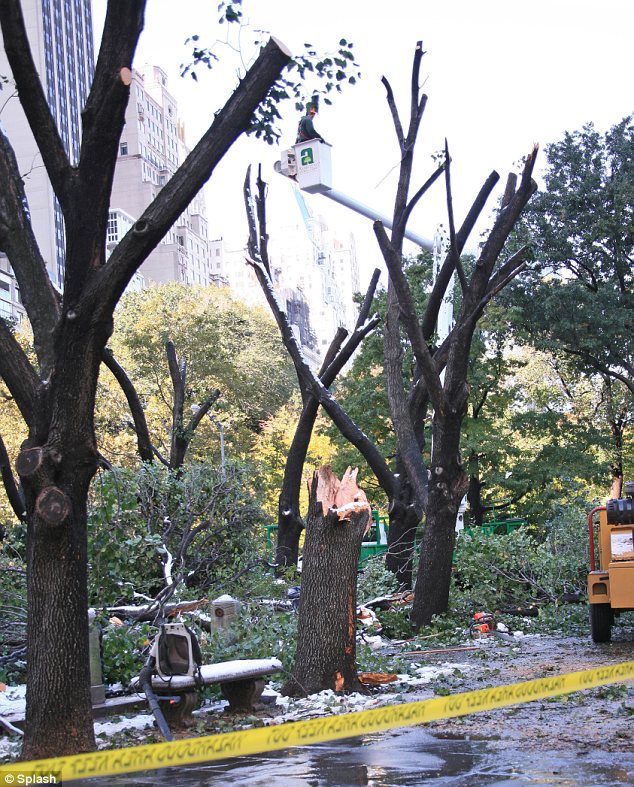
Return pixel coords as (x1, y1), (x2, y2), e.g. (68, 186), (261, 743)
(587, 483), (634, 643)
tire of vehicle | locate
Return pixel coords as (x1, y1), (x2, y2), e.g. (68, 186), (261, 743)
(589, 603), (613, 643)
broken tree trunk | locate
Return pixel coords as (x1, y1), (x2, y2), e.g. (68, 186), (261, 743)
(283, 466), (371, 697)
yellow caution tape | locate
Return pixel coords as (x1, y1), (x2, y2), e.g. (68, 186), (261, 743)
(1, 660), (632, 783)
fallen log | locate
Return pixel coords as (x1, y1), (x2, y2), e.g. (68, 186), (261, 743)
(102, 598), (208, 622)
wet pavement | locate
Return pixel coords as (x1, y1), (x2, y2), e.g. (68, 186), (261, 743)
(74, 725), (634, 786)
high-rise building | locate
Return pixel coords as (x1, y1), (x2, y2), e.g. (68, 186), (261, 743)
(0, 0), (95, 290)
(110, 64), (214, 286)
(105, 208), (144, 292)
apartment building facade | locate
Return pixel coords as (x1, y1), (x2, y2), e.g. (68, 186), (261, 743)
(110, 64), (214, 286)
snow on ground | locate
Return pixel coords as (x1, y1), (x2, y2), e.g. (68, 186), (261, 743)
(94, 713), (157, 745)
(0, 656), (475, 759)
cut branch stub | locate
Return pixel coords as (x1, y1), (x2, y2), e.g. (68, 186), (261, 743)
(35, 486), (71, 526)
(15, 447), (44, 477)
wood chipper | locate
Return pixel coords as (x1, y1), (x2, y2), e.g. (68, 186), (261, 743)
(587, 482), (634, 642)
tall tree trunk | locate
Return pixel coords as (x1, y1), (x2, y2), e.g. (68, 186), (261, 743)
(0, 5), (292, 757)
(467, 467), (485, 528)
(18, 324), (105, 757)
(385, 478), (420, 589)
(605, 376), (625, 500)
(411, 413), (468, 628)
(275, 397), (319, 568)
(283, 467), (371, 697)
(23, 474), (95, 757)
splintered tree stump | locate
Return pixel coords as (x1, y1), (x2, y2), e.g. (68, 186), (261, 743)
(283, 466), (371, 697)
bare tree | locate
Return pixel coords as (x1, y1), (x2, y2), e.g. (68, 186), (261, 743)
(247, 41), (538, 630)
(0, 0), (291, 757)
(244, 166), (381, 567)
(164, 340), (221, 471)
(372, 42), (538, 625)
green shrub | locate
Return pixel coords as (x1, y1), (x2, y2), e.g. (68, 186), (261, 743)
(0, 522), (27, 670)
(100, 621), (153, 686)
(198, 601), (297, 674)
(357, 555), (399, 603)
(88, 461), (268, 607)
(452, 503), (589, 611)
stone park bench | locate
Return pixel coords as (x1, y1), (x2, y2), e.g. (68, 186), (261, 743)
(131, 657), (283, 727)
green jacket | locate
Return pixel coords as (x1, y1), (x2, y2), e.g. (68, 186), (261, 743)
(296, 114), (326, 144)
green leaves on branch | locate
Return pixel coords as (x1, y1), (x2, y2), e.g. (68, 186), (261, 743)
(250, 41), (360, 144)
(511, 114), (634, 398)
(181, 16), (360, 145)
(218, 1), (244, 25)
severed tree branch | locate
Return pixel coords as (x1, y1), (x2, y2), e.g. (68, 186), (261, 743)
(409, 40), (427, 138)
(381, 76), (405, 151)
(374, 220), (446, 417)
(443, 140), (469, 292)
(486, 244), (533, 296)
(101, 348), (154, 463)
(421, 171), (500, 340)
(402, 158), (446, 230)
(0, 433), (26, 521)
(473, 145), (538, 284)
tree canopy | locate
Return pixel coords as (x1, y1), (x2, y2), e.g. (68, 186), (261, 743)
(103, 283), (296, 465)
(510, 116), (634, 399)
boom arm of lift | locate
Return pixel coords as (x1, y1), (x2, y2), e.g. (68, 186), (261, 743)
(274, 144), (435, 252)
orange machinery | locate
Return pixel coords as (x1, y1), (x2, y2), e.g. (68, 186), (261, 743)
(587, 483), (634, 643)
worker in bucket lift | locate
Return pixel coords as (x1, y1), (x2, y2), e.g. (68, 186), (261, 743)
(296, 102), (327, 145)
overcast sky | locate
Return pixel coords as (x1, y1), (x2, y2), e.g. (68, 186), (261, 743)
(95, 0), (634, 273)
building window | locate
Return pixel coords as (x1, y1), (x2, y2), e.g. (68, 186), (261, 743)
(0, 276), (12, 318)
(120, 142), (128, 155)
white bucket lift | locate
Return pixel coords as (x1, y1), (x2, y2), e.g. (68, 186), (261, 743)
(293, 140), (333, 193)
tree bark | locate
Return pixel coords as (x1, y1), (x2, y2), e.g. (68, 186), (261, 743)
(467, 469), (485, 528)
(19, 322), (106, 758)
(0, 1), (292, 758)
(411, 412), (468, 626)
(385, 479), (420, 589)
(283, 467), (371, 696)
